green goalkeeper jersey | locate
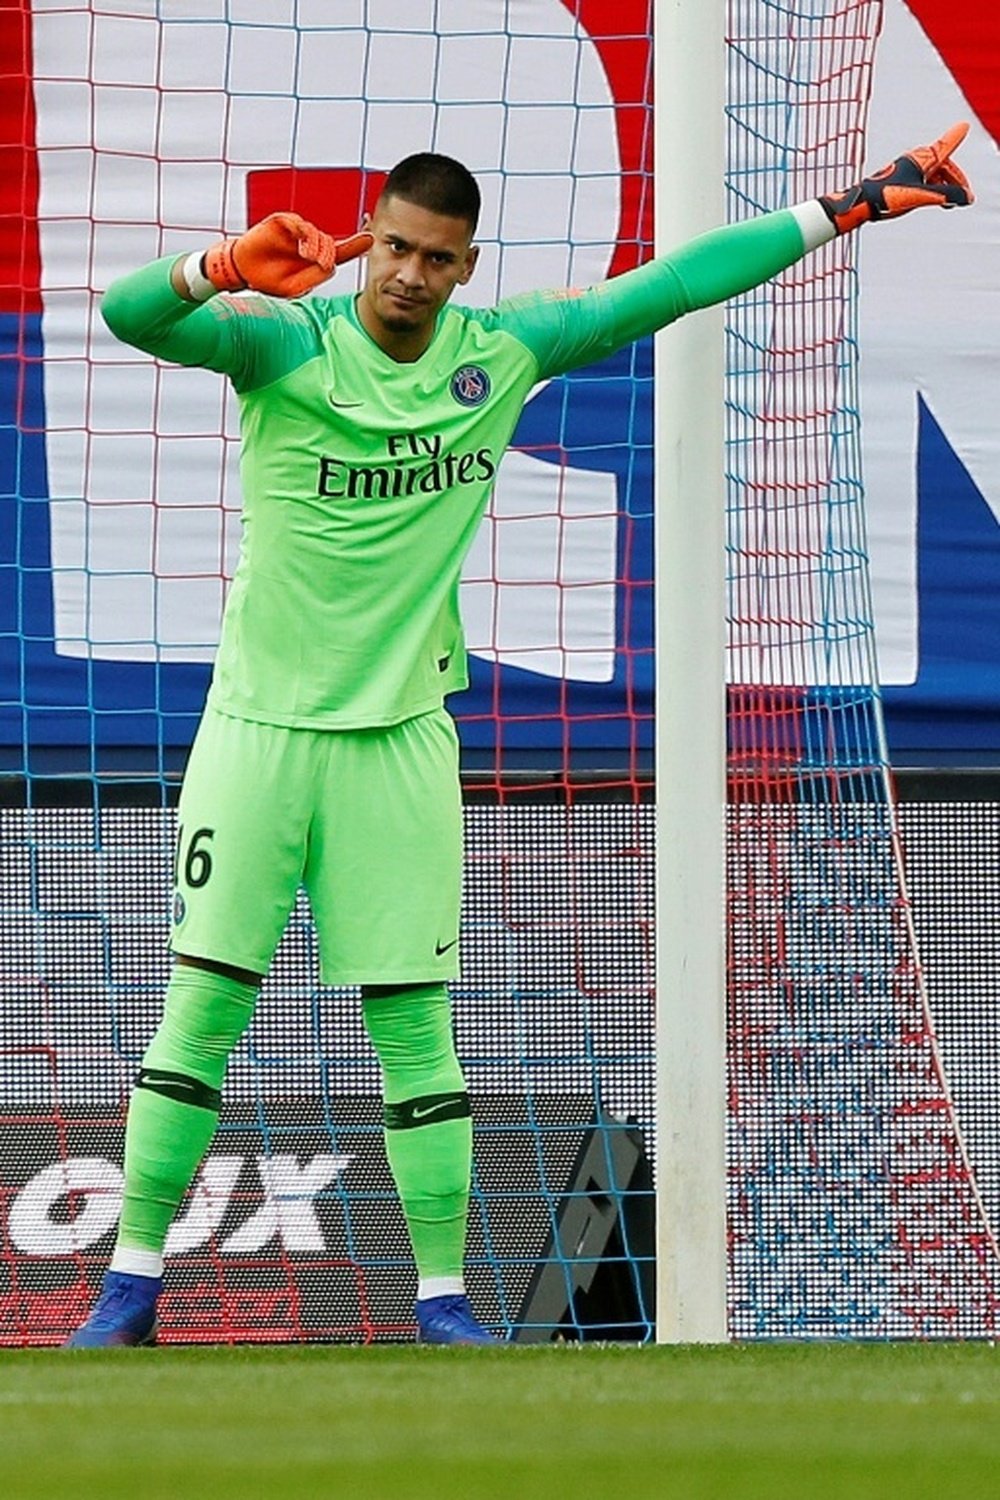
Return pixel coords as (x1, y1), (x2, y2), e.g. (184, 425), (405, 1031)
(101, 209), (806, 729)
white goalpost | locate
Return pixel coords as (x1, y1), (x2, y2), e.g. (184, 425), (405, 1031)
(653, 0), (729, 1343)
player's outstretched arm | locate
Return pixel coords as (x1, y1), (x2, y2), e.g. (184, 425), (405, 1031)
(502, 122), (974, 381)
(177, 212), (374, 302)
(819, 121), (973, 234)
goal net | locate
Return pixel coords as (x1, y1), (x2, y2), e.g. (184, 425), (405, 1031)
(724, 0), (1000, 1336)
(1, 0), (656, 1346)
(1, 0), (996, 1344)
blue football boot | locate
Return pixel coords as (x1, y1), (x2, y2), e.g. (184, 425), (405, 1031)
(64, 1271), (162, 1348)
(415, 1294), (499, 1346)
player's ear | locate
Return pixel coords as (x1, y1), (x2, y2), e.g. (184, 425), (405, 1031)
(458, 243), (479, 285)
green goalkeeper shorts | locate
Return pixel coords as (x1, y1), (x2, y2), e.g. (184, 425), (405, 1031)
(170, 705), (463, 986)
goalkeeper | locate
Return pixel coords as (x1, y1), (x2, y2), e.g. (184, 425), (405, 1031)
(66, 125), (973, 1347)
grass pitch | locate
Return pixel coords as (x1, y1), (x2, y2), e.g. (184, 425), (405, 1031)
(4, 1341), (1000, 1500)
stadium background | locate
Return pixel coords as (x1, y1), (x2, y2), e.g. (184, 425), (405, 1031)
(2, 0), (1000, 1344)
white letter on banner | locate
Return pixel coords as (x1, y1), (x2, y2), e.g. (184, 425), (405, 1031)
(165, 1154), (244, 1253)
(8, 1158), (123, 1254)
(219, 1154), (352, 1254)
(862, 0), (1000, 683)
(33, 2), (621, 682)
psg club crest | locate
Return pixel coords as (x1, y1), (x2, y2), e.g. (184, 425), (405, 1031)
(450, 365), (491, 408)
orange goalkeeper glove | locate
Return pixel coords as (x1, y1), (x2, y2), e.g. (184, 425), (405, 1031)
(202, 212), (374, 298)
(819, 121), (974, 234)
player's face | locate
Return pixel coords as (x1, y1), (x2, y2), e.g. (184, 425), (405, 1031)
(357, 194), (479, 359)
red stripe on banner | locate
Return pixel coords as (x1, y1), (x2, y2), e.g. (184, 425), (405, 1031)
(247, 168), (388, 237)
(907, 0), (1000, 146)
(561, 0), (654, 272)
(0, 1), (42, 315)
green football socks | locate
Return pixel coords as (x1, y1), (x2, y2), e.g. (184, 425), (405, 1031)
(362, 983), (472, 1294)
(113, 968), (470, 1296)
(114, 965), (258, 1261)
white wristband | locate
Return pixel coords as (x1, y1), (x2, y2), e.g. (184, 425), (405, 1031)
(791, 199), (838, 251)
(181, 250), (218, 303)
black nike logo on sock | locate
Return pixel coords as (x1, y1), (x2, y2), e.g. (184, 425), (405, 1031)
(435, 938), (458, 956)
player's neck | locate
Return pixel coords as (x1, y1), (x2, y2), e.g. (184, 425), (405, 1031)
(354, 295), (438, 363)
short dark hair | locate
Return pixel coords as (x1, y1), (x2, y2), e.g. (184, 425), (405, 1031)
(379, 152), (480, 233)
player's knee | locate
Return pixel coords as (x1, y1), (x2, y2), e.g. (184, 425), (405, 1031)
(361, 982), (464, 1093)
(144, 961), (259, 1091)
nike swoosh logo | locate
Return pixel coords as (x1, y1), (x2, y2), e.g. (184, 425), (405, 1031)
(435, 938), (458, 956)
(329, 396), (364, 408)
(146, 1072), (194, 1089)
(412, 1101), (455, 1121)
